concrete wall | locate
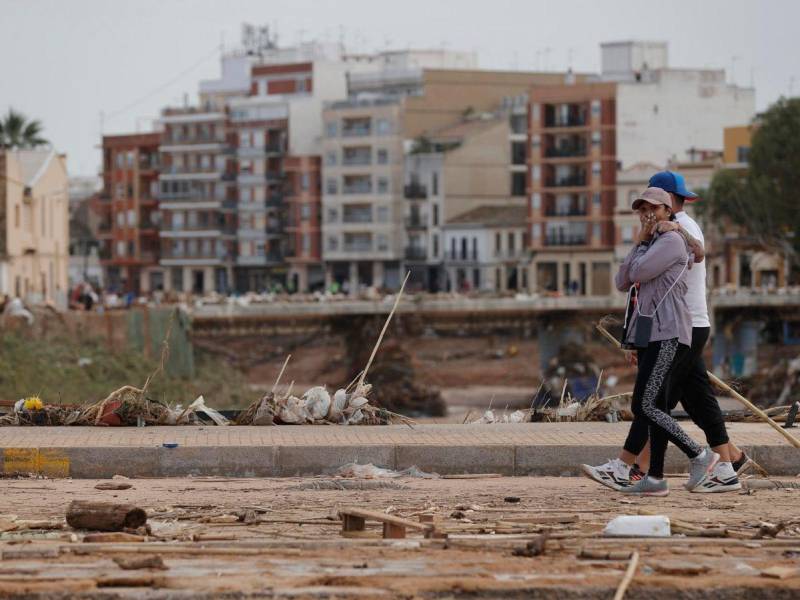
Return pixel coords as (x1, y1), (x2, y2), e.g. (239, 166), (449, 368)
(616, 71), (755, 168)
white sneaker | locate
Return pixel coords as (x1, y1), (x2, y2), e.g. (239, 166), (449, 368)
(691, 461), (742, 493)
(581, 458), (639, 491)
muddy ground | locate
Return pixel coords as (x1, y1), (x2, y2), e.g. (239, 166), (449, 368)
(1, 475), (799, 598)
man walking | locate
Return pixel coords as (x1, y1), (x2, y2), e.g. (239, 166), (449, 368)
(582, 171), (751, 493)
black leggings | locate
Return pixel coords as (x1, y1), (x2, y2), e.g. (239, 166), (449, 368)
(623, 328), (729, 459)
(622, 339), (702, 479)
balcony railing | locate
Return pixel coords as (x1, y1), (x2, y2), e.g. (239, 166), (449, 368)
(405, 247), (428, 261)
(342, 183), (372, 195)
(544, 234), (588, 246)
(445, 250), (479, 262)
(545, 116), (587, 127)
(545, 144), (587, 158)
(343, 242), (373, 252)
(342, 155), (372, 166)
(342, 126), (371, 137)
(404, 182), (428, 199)
(544, 207), (588, 217)
(265, 142), (286, 154)
(163, 133), (226, 145)
(405, 214), (428, 229)
(547, 175), (587, 187)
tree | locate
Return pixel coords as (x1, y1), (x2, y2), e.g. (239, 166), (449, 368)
(0, 108), (48, 149)
(705, 97), (800, 264)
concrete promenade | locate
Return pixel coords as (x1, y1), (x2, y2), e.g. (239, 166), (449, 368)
(2, 422), (797, 478)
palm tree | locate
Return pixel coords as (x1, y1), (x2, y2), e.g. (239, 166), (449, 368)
(0, 109), (48, 149)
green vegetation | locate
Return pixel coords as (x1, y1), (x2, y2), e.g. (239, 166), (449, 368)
(0, 331), (253, 410)
(0, 108), (47, 149)
(704, 96), (800, 265)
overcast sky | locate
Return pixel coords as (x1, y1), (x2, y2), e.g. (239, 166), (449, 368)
(1, 0), (798, 176)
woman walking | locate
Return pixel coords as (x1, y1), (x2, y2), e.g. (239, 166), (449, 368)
(614, 187), (718, 496)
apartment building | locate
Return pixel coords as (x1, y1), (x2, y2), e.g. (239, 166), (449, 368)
(442, 205), (528, 292)
(95, 133), (161, 293)
(284, 155), (323, 291)
(158, 107), (236, 294)
(323, 55), (590, 292)
(526, 41), (755, 296)
(0, 148), (69, 307)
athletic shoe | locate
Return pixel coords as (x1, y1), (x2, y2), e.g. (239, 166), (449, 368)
(685, 447), (720, 491)
(621, 475), (669, 496)
(580, 458), (637, 491)
(691, 462), (742, 493)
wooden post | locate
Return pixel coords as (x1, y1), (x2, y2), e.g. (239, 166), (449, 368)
(66, 501), (147, 531)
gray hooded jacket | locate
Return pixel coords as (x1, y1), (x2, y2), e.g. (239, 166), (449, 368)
(615, 230), (692, 347)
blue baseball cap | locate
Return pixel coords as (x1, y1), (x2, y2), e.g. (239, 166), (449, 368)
(648, 171), (698, 201)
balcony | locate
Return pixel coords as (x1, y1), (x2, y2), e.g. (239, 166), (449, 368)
(544, 115), (587, 128)
(405, 247), (428, 261)
(544, 234), (588, 246)
(342, 122), (371, 137)
(405, 214), (428, 229)
(445, 250), (479, 263)
(546, 175), (587, 188)
(545, 143), (587, 158)
(404, 182), (428, 199)
(342, 155), (372, 166)
(343, 242), (373, 252)
(265, 141), (286, 155)
(342, 183), (372, 195)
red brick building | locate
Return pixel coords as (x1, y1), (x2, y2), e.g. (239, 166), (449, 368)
(96, 133), (162, 294)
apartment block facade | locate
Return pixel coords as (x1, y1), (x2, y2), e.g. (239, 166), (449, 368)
(158, 107), (236, 294)
(96, 133), (161, 293)
(526, 41), (755, 297)
(0, 149), (69, 307)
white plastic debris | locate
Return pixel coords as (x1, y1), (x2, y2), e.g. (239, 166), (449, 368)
(556, 402), (581, 418)
(328, 389), (348, 420)
(335, 462), (439, 479)
(347, 409), (365, 425)
(303, 386), (331, 420)
(603, 515), (671, 537)
(507, 410), (526, 423)
(4, 298), (33, 325)
(348, 396), (369, 410)
(277, 395), (312, 424)
(186, 395), (230, 426)
(77, 357), (93, 367)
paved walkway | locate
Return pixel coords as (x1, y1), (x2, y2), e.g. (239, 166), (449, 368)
(1, 422), (797, 478)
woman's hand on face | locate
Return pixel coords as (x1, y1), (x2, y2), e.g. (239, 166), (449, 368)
(637, 213), (656, 243)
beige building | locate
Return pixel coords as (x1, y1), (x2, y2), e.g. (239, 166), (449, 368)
(0, 149), (69, 307)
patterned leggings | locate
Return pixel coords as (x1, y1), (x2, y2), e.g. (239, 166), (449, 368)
(626, 338), (702, 479)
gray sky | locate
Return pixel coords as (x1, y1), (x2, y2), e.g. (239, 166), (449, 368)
(1, 0), (798, 176)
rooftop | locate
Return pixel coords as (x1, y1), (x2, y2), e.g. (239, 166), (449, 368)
(447, 205), (528, 228)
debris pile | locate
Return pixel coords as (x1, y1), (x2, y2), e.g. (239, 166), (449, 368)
(469, 389), (632, 424)
(533, 342), (604, 409)
(738, 355), (800, 409)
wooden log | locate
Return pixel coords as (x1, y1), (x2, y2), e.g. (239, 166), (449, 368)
(66, 501), (147, 532)
(83, 532), (145, 543)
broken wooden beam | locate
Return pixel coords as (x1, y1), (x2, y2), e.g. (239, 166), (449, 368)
(66, 500), (147, 532)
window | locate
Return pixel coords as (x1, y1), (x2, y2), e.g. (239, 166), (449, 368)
(532, 224), (540, 239)
(325, 151), (337, 166)
(512, 172), (526, 196)
(592, 161), (601, 176)
(592, 131), (601, 145)
(376, 149), (388, 164)
(127, 209), (136, 227)
(297, 78), (308, 93)
(622, 225), (634, 243)
(432, 234), (439, 258)
(432, 172), (438, 196)
(115, 183), (125, 198)
(326, 207), (338, 223)
(531, 193), (541, 211)
(171, 268), (183, 291)
(326, 178), (338, 194)
(173, 212), (184, 229)
(531, 165), (540, 181)
(377, 177), (389, 194)
(116, 241), (126, 256)
(495, 232), (502, 253)
(116, 212), (125, 227)
(737, 146), (750, 163)
(508, 232), (515, 252)
(531, 134), (540, 148)
(302, 233), (311, 253)
(128, 241), (135, 256)
(325, 121), (337, 137)
(377, 234), (388, 251)
(300, 173), (310, 191)
(591, 100), (601, 115)
(377, 206), (389, 223)
(376, 119), (391, 135)
(300, 203), (311, 221)
(472, 237), (478, 259)
(593, 223), (601, 242)
(531, 104), (540, 121)
(328, 236), (338, 251)
(432, 204), (439, 226)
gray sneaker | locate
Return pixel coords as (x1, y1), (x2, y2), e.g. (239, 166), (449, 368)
(621, 475), (669, 497)
(686, 447), (720, 491)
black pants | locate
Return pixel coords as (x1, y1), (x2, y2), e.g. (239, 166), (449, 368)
(623, 327), (729, 459)
(623, 339), (701, 479)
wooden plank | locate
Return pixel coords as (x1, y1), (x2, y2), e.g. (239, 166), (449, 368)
(382, 522), (406, 539)
(341, 514), (365, 533)
(339, 508), (432, 532)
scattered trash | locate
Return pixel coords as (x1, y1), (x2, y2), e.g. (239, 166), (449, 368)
(512, 534), (548, 557)
(162, 443), (178, 449)
(334, 463), (439, 479)
(78, 357), (93, 367)
(504, 496), (521, 503)
(603, 515), (671, 538)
